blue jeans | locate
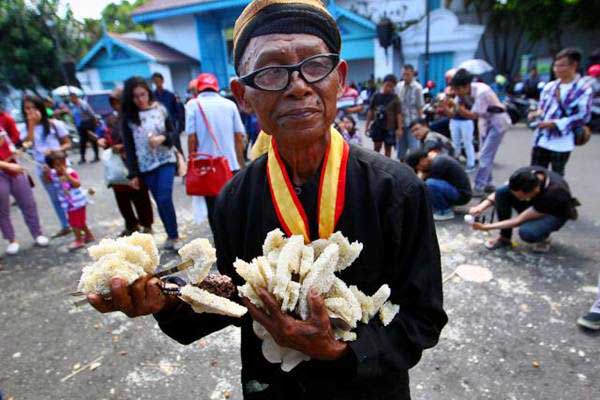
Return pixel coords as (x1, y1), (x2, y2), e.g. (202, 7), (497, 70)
(474, 122), (506, 191)
(495, 185), (567, 242)
(425, 178), (460, 213)
(396, 126), (420, 160)
(38, 171), (69, 229)
(450, 118), (476, 169)
(141, 163), (178, 239)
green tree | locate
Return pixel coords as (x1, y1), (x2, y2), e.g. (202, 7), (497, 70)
(0, 0), (86, 90)
(101, 0), (153, 35)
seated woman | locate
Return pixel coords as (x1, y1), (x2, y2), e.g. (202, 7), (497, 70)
(468, 166), (578, 253)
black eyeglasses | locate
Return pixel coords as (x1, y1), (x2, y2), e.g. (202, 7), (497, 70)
(239, 53), (340, 92)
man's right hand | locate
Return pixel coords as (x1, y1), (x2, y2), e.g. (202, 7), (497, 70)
(468, 203), (486, 217)
(87, 276), (178, 317)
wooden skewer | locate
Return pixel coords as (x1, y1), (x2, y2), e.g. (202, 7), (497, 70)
(69, 259), (195, 299)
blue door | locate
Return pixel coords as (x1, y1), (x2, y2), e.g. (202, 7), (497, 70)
(419, 52), (454, 95)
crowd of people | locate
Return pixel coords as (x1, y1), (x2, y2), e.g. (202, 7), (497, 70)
(0, 5), (599, 393)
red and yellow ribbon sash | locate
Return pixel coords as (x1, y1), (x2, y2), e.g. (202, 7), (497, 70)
(266, 128), (350, 243)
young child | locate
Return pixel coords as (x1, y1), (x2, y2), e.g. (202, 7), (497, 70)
(45, 151), (94, 250)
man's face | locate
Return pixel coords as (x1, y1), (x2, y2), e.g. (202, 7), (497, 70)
(70, 94), (79, 104)
(511, 186), (540, 202)
(453, 84), (470, 97)
(153, 76), (164, 89)
(403, 68), (414, 83)
(553, 56), (577, 81)
(232, 34), (346, 148)
(410, 123), (428, 140)
(382, 81), (396, 94)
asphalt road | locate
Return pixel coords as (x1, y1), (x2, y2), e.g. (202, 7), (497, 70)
(1, 125), (599, 400)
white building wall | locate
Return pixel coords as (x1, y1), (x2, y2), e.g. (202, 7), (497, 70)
(336, 0), (483, 78)
(401, 8), (484, 69)
(153, 15), (200, 60)
(148, 63), (174, 91)
(77, 68), (102, 91)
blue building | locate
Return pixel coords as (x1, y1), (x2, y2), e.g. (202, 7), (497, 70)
(77, 32), (200, 95)
(128, 0), (376, 89)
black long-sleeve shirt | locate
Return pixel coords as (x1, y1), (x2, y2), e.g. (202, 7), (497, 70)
(154, 145), (447, 399)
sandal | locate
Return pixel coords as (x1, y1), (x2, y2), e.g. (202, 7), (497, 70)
(484, 237), (512, 250)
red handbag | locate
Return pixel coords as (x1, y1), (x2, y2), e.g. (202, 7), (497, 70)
(185, 100), (233, 197)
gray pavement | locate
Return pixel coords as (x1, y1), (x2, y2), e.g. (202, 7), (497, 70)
(1, 126), (599, 400)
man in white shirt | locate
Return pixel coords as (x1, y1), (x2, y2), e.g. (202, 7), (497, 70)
(185, 73), (246, 232)
(395, 64), (424, 159)
(529, 48), (593, 176)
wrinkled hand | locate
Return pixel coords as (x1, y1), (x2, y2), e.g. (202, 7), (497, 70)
(241, 287), (348, 361)
(129, 177), (140, 190)
(87, 275), (178, 317)
(149, 135), (166, 149)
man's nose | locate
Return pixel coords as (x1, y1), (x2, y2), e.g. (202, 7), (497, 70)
(285, 71), (313, 98)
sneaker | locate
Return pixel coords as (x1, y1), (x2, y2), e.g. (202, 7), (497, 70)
(484, 237), (513, 250)
(433, 209), (455, 221)
(532, 239), (551, 253)
(577, 312), (600, 330)
(162, 238), (182, 251)
(484, 185), (496, 194)
(68, 240), (86, 251)
(35, 235), (49, 247)
(6, 242), (20, 255)
(52, 227), (71, 238)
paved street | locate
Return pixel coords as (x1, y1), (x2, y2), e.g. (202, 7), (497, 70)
(1, 125), (599, 400)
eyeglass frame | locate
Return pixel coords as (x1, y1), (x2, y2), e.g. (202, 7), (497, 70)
(238, 53), (341, 92)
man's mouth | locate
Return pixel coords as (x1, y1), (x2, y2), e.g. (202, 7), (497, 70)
(278, 108), (320, 120)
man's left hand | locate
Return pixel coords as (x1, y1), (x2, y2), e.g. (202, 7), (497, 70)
(242, 287), (349, 361)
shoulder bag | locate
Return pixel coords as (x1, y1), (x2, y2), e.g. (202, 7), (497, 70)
(185, 100), (233, 197)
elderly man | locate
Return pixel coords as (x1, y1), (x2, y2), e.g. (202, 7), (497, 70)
(88, 1), (446, 399)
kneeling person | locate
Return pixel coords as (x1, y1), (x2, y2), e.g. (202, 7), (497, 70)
(406, 149), (472, 220)
(469, 166), (578, 252)
(410, 118), (455, 157)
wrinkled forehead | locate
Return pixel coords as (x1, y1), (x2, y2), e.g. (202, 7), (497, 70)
(241, 33), (329, 73)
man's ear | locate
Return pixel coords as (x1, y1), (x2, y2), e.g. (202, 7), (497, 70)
(336, 60), (349, 98)
(231, 79), (254, 114)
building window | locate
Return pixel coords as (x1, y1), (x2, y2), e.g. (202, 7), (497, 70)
(428, 0), (442, 10)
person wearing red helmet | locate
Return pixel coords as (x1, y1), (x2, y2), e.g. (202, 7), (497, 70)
(185, 73), (246, 233)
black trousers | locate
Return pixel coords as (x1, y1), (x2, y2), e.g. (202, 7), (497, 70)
(78, 119), (99, 161)
(113, 186), (154, 231)
(531, 146), (570, 176)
